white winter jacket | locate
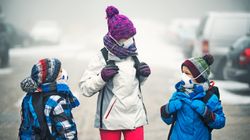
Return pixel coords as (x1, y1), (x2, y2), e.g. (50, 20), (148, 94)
(79, 50), (148, 130)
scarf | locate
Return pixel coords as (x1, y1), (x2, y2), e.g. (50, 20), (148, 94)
(21, 77), (80, 108)
(175, 80), (210, 99)
(103, 34), (137, 59)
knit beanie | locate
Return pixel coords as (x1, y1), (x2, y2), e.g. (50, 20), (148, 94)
(31, 58), (61, 85)
(21, 58), (61, 92)
(181, 54), (214, 83)
(106, 6), (136, 41)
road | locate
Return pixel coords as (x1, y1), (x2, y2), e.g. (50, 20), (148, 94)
(0, 19), (250, 140)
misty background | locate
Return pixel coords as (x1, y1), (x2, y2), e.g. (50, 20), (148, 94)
(1, 0), (250, 140)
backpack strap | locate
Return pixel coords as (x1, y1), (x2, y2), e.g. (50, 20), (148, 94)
(101, 48), (109, 64)
(167, 112), (177, 140)
(101, 47), (115, 65)
(131, 55), (142, 92)
(200, 83), (220, 133)
(32, 92), (59, 140)
(202, 86), (220, 103)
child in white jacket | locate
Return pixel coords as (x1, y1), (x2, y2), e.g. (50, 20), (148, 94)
(79, 5), (151, 140)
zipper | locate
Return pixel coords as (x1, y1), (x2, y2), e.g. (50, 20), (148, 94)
(105, 99), (117, 119)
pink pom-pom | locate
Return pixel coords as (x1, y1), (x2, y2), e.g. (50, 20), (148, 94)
(106, 6), (119, 19)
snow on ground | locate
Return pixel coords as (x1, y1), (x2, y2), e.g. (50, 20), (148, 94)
(215, 80), (250, 105)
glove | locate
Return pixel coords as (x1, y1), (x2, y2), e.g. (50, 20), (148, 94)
(101, 64), (119, 82)
(168, 99), (183, 114)
(191, 100), (216, 122)
(191, 100), (207, 116)
(137, 62), (151, 77)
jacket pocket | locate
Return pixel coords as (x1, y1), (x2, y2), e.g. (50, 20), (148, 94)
(105, 99), (117, 119)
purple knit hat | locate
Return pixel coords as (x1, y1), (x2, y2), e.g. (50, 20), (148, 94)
(106, 6), (136, 41)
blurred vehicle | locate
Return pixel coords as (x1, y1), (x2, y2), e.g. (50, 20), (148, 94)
(192, 12), (250, 79)
(0, 9), (11, 68)
(5, 23), (32, 48)
(166, 18), (200, 58)
(30, 20), (62, 45)
(0, 22), (9, 68)
(224, 33), (250, 87)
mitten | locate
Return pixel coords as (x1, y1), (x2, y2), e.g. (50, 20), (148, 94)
(137, 62), (151, 77)
(191, 100), (207, 116)
(168, 99), (183, 114)
(191, 100), (216, 122)
(101, 64), (119, 82)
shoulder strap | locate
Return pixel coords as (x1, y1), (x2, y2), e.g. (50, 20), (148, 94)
(101, 47), (115, 65)
(32, 92), (59, 139)
(202, 86), (220, 103)
(132, 55), (140, 69)
(101, 47), (109, 64)
(132, 55), (142, 92)
(168, 112), (177, 140)
(199, 86), (220, 133)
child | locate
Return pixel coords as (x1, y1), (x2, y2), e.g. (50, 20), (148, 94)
(79, 6), (150, 140)
(19, 58), (79, 140)
(160, 54), (225, 140)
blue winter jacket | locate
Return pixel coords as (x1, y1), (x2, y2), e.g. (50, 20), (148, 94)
(161, 82), (226, 140)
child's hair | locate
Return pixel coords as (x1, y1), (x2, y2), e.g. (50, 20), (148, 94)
(181, 54), (214, 83)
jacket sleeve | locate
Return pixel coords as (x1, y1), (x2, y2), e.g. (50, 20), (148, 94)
(19, 95), (32, 140)
(206, 94), (226, 129)
(160, 104), (174, 125)
(45, 96), (77, 139)
(79, 52), (106, 97)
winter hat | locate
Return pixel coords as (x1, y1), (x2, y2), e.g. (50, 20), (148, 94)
(181, 54), (214, 83)
(106, 6), (136, 41)
(31, 58), (61, 85)
(21, 58), (61, 92)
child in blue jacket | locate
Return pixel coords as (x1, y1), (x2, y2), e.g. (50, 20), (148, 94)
(160, 54), (225, 140)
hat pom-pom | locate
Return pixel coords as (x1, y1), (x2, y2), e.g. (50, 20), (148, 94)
(106, 6), (119, 19)
(203, 54), (214, 66)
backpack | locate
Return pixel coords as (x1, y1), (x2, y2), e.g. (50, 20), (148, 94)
(20, 92), (63, 140)
(167, 84), (220, 140)
(99, 47), (143, 128)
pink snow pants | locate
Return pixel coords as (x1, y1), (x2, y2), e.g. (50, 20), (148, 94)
(100, 126), (144, 140)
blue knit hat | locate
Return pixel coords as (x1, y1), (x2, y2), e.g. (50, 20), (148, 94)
(31, 58), (61, 85)
(20, 58), (61, 93)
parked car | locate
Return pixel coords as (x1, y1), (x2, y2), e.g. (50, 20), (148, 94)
(166, 18), (199, 50)
(5, 23), (32, 48)
(224, 34), (250, 87)
(30, 20), (62, 45)
(192, 12), (250, 79)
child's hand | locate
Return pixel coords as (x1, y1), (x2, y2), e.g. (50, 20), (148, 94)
(191, 100), (207, 116)
(101, 64), (119, 82)
(168, 99), (183, 114)
(137, 62), (151, 77)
